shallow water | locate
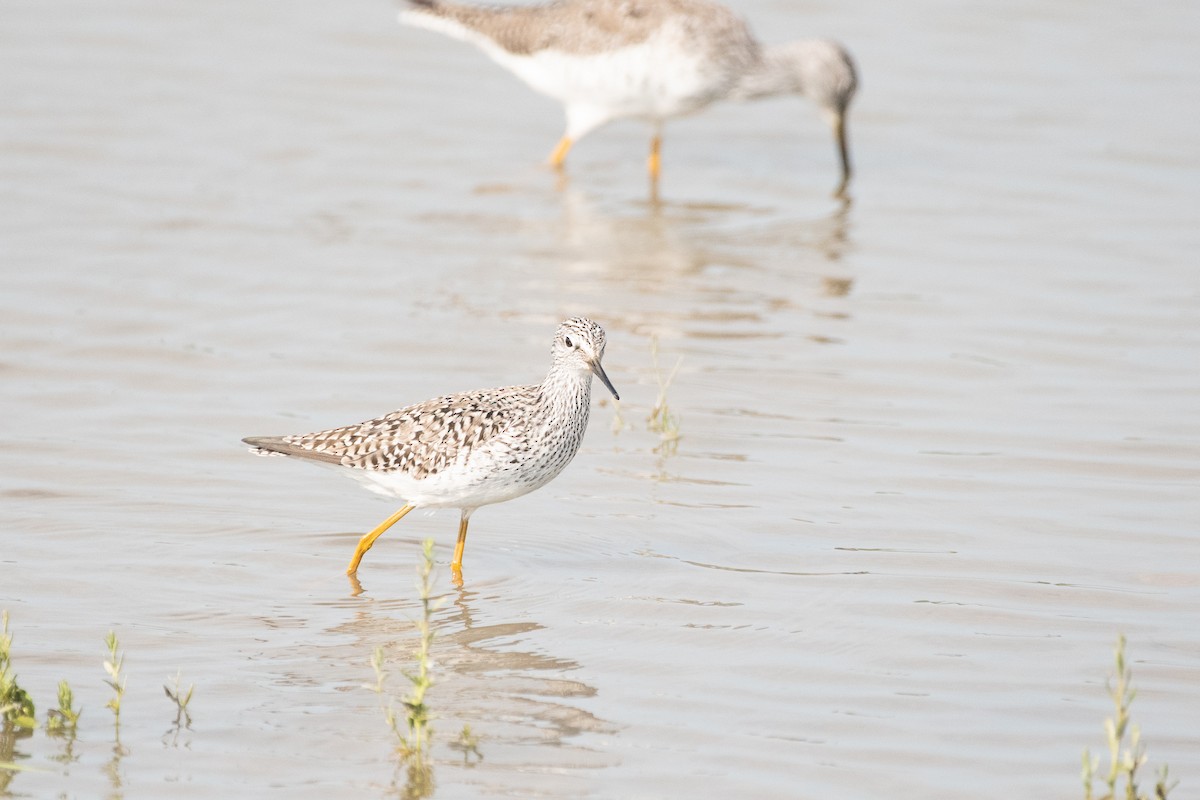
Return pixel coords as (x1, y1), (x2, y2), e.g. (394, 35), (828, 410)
(2, 0), (1198, 797)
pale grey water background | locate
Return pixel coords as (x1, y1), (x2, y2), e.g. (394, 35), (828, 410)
(2, 0), (1199, 797)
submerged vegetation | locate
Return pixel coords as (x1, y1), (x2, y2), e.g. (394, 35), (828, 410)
(1, 612), (36, 731)
(164, 670), (195, 730)
(102, 631), (126, 737)
(367, 538), (483, 796)
(1082, 635), (1177, 800)
(450, 724), (482, 766)
(646, 337), (683, 455)
(9, 620), (1186, 797)
(45, 680), (81, 736)
(3, 536), (489, 795)
(610, 397), (628, 434)
(370, 538), (439, 763)
(0, 612), (198, 784)
(368, 538), (441, 797)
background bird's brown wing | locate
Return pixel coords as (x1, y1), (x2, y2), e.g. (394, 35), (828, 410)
(416, 0), (691, 56)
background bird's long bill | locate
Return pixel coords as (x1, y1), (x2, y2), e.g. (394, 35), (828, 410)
(834, 113), (851, 188)
(591, 361), (620, 400)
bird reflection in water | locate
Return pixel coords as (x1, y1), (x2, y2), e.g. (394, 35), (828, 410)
(337, 564), (617, 797)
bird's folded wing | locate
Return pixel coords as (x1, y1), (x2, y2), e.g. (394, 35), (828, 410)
(245, 385), (539, 479)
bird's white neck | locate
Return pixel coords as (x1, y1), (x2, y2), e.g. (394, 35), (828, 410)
(730, 39), (856, 114)
(540, 364), (593, 415)
(729, 44), (808, 101)
(531, 365), (594, 458)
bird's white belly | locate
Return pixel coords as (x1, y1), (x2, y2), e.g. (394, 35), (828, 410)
(490, 27), (730, 121)
(343, 431), (580, 511)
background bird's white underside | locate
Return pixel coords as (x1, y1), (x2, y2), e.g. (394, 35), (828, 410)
(400, 10), (730, 140)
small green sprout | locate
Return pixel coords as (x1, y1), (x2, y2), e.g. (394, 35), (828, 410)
(103, 631), (126, 732)
(45, 680), (82, 736)
(646, 337), (682, 455)
(1082, 635), (1178, 800)
(0, 611), (36, 730)
(451, 724), (483, 765)
(367, 540), (446, 798)
(164, 671), (194, 728)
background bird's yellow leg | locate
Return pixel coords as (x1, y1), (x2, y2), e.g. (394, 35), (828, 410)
(548, 136), (573, 168)
(346, 504), (415, 574)
(647, 134), (662, 181)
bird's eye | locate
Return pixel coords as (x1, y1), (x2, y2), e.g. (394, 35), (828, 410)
(564, 336), (574, 348)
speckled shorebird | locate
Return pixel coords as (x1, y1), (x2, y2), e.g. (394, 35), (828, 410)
(400, 0), (858, 194)
(243, 318), (618, 581)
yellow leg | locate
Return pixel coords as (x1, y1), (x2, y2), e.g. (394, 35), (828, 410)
(450, 512), (470, 588)
(647, 134), (662, 181)
(346, 504), (415, 575)
(451, 514), (469, 570)
(548, 136), (573, 168)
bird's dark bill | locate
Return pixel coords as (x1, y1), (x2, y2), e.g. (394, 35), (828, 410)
(591, 360), (619, 401)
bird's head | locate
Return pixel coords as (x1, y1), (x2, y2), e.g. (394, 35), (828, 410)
(552, 317), (619, 400)
(734, 39), (858, 195)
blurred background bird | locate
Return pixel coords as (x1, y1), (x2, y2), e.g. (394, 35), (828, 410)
(401, 0), (858, 195)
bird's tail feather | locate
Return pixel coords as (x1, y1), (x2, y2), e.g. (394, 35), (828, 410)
(398, 2), (495, 50)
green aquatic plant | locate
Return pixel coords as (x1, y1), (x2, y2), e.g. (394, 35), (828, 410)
(367, 539), (443, 798)
(646, 337), (682, 455)
(164, 670), (194, 728)
(1081, 635), (1177, 800)
(403, 539), (440, 757)
(0, 617), (204, 789)
(610, 397), (629, 434)
(369, 643), (435, 798)
(0, 611), (36, 731)
(45, 680), (81, 736)
(103, 631), (126, 733)
(46, 680), (82, 767)
(451, 724), (482, 766)
(369, 645), (398, 735)
(368, 539), (445, 762)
